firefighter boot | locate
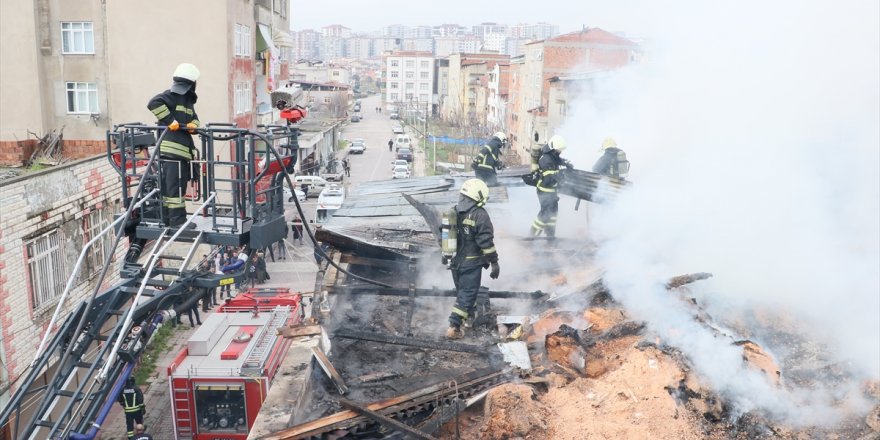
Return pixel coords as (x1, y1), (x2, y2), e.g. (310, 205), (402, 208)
(445, 326), (463, 339)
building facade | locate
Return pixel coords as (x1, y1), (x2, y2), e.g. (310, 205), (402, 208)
(384, 51), (435, 112)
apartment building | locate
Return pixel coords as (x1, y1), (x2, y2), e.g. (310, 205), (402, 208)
(487, 63), (511, 131)
(510, 22), (559, 40)
(384, 51), (435, 112)
(435, 35), (484, 58)
(442, 53), (510, 122)
(0, 0), (291, 165)
(322, 24), (352, 39)
(0, 0), (289, 404)
(345, 37), (373, 60)
(507, 27), (638, 162)
(292, 29), (321, 61)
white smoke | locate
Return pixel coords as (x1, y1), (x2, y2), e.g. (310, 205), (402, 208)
(555, 0), (879, 426)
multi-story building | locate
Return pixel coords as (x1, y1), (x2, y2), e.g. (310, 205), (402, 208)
(487, 63), (511, 131)
(384, 51), (435, 112)
(506, 55), (526, 152)
(510, 22), (559, 40)
(435, 35), (484, 58)
(292, 29), (321, 61)
(433, 24), (468, 37)
(483, 32), (508, 53)
(472, 22), (507, 39)
(505, 37), (533, 57)
(507, 27), (638, 162)
(319, 37), (345, 61)
(385, 24), (407, 39)
(442, 53), (509, 123)
(345, 37), (373, 60)
(321, 24), (352, 39)
(401, 38), (435, 53)
(0, 0), (291, 404)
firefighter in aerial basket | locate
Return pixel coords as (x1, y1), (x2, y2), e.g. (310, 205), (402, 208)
(147, 63), (201, 227)
(441, 178), (500, 339)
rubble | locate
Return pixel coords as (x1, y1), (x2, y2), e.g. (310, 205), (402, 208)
(478, 384), (549, 439)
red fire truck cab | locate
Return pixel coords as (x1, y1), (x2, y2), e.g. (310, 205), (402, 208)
(167, 289), (302, 439)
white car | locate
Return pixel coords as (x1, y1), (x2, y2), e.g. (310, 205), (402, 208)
(353, 138), (366, 150)
(392, 165), (410, 179)
(391, 159), (409, 170)
(348, 143), (365, 154)
(283, 186), (306, 202)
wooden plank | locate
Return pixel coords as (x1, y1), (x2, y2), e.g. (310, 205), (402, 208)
(311, 346), (348, 395)
(276, 324), (322, 338)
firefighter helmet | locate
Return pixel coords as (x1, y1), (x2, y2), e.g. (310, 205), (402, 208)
(493, 132), (507, 144)
(460, 178), (490, 205)
(548, 135), (567, 152)
(173, 63), (201, 83)
(600, 137), (618, 151)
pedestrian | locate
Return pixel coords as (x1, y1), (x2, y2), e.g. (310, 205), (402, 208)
(132, 423), (153, 440)
(214, 251), (230, 299)
(343, 159), (351, 177)
(291, 217), (304, 245)
(147, 63), (201, 227)
(388, 139), (394, 152)
(277, 224), (288, 260)
(256, 252), (269, 284)
(248, 254), (258, 288)
(591, 137), (630, 179)
(117, 377), (145, 439)
(529, 135), (573, 238)
(471, 132), (507, 186)
(445, 179), (500, 339)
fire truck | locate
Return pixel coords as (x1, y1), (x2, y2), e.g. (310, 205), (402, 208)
(167, 288), (303, 440)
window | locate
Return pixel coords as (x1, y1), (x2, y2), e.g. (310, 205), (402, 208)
(419, 94), (428, 102)
(405, 82), (414, 90)
(405, 71), (414, 79)
(419, 83), (428, 91)
(235, 24), (251, 57)
(234, 82), (252, 114)
(390, 71), (398, 78)
(323, 96), (331, 103)
(420, 60), (429, 68)
(420, 72), (429, 80)
(308, 96), (316, 103)
(84, 207), (111, 277)
(390, 93), (398, 101)
(405, 93), (413, 100)
(61, 22), (94, 54)
(390, 82), (399, 89)
(390, 60), (399, 67)
(405, 60), (415, 68)
(27, 230), (66, 309)
(332, 71), (339, 76)
(66, 82), (98, 114)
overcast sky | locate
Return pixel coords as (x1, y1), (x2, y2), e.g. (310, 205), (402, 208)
(289, 0), (645, 35)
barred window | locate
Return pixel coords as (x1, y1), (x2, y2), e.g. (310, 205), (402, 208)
(84, 208), (112, 276)
(27, 230), (66, 309)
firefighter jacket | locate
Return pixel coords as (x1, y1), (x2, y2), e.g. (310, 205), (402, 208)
(118, 385), (145, 413)
(473, 137), (504, 172)
(536, 145), (566, 193)
(147, 83), (200, 161)
(592, 147), (625, 178)
(451, 197), (498, 269)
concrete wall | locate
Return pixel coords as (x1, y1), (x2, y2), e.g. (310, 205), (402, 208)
(0, 156), (125, 401)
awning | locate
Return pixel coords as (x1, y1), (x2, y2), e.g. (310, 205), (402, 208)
(273, 29), (294, 48)
(256, 23), (275, 53)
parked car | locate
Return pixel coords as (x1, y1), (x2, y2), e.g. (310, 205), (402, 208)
(392, 165), (410, 179)
(397, 148), (413, 162)
(389, 112), (399, 119)
(352, 138), (366, 149)
(391, 159), (409, 170)
(353, 105), (361, 113)
(294, 175), (329, 198)
(350, 114), (361, 122)
(348, 142), (365, 154)
(283, 186), (307, 202)
(392, 125), (404, 134)
(395, 134), (412, 151)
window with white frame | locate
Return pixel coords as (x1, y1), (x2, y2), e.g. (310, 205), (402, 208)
(235, 24), (251, 57)
(419, 94), (428, 102)
(420, 60), (429, 68)
(390, 93), (399, 101)
(405, 60), (414, 68)
(27, 230), (66, 309)
(405, 71), (414, 79)
(420, 72), (429, 79)
(390, 82), (398, 89)
(390, 71), (398, 78)
(419, 82), (428, 91)
(84, 207), (111, 276)
(66, 82), (98, 114)
(390, 60), (399, 67)
(61, 22), (94, 54)
(323, 96), (331, 103)
(405, 82), (414, 90)
(234, 82), (252, 114)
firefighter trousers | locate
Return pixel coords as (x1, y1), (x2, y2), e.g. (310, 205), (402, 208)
(160, 159), (191, 227)
(531, 191), (559, 237)
(124, 409), (144, 439)
(449, 265), (483, 328)
(474, 168), (499, 187)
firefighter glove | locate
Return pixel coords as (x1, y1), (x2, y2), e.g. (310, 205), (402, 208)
(186, 122), (198, 134)
(490, 261), (500, 279)
(565, 160), (574, 170)
(168, 120), (180, 131)
(191, 162), (200, 181)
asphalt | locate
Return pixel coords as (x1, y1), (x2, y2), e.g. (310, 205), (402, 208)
(101, 94), (423, 439)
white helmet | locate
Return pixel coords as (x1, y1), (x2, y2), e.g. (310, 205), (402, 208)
(548, 135), (567, 152)
(460, 178), (490, 206)
(173, 63), (200, 82)
(493, 132), (507, 144)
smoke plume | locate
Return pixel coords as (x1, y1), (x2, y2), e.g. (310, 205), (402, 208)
(556, 0), (879, 425)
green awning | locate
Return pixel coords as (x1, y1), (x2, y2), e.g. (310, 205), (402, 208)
(256, 23), (271, 53)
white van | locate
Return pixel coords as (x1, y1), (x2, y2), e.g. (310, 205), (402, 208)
(395, 134), (411, 151)
(294, 175), (328, 198)
(316, 184), (345, 223)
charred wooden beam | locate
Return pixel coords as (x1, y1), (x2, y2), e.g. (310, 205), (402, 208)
(311, 347), (348, 395)
(336, 285), (547, 300)
(338, 398), (438, 440)
(333, 328), (489, 354)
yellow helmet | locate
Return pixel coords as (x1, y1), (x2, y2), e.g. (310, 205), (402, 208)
(460, 178), (490, 205)
(600, 137), (617, 151)
(548, 135), (567, 152)
(173, 63), (201, 82)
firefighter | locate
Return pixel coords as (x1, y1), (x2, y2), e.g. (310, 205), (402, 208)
(132, 424), (153, 440)
(446, 178), (500, 339)
(592, 137), (630, 179)
(471, 132), (506, 186)
(117, 377), (145, 439)
(147, 63), (201, 227)
(530, 135), (573, 238)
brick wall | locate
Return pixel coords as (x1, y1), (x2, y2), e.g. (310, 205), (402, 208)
(0, 139), (105, 166)
(0, 156), (125, 397)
